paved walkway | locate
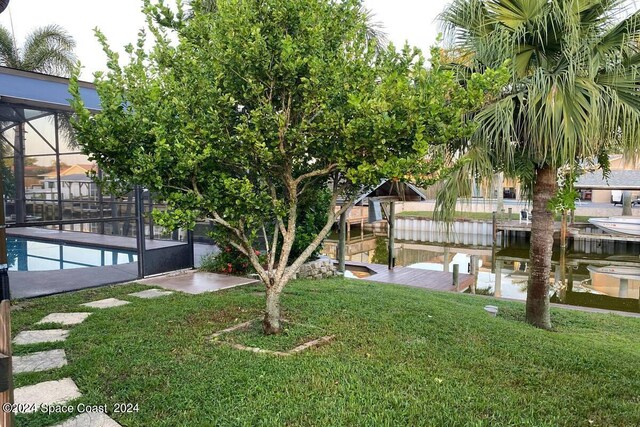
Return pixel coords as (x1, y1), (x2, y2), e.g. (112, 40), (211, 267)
(138, 270), (258, 294)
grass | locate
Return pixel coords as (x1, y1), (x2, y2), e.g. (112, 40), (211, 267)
(9, 279), (640, 426)
(398, 210), (593, 222)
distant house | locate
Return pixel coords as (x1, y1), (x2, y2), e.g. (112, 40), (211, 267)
(36, 164), (98, 200)
(473, 155), (639, 202)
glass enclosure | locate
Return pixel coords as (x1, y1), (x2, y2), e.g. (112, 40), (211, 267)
(0, 105), (177, 240)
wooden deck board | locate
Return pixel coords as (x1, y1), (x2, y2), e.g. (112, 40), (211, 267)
(343, 261), (474, 293)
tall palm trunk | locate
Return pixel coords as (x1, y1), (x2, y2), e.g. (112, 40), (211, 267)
(526, 165), (555, 329)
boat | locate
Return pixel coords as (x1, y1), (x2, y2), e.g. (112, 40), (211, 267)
(587, 216), (640, 236)
(587, 265), (640, 281)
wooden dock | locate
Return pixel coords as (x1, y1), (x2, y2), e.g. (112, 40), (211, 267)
(496, 220), (562, 233)
(568, 226), (640, 243)
(342, 261), (475, 293)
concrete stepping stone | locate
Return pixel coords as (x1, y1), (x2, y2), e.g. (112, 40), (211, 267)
(37, 312), (92, 326)
(128, 289), (173, 299)
(51, 412), (122, 427)
(13, 349), (67, 374)
(81, 298), (130, 309)
(13, 378), (82, 413)
(13, 329), (69, 345)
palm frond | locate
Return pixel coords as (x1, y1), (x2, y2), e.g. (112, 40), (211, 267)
(21, 24), (76, 77)
(436, 0), (640, 219)
(0, 25), (18, 67)
(360, 6), (388, 55)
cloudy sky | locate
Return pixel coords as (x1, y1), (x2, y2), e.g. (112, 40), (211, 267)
(0, 0), (451, 80)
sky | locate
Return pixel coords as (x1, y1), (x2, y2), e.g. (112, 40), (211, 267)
(0, 0), (452, 81)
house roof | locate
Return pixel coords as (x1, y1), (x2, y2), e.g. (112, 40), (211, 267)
(349, 180), (429, 206)
(575, 170), (640, 190)
(45, 164), (96, 179)
(58, 173), (93, 182)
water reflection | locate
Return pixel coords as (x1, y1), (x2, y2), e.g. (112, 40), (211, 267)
(322, 224), (640, 313)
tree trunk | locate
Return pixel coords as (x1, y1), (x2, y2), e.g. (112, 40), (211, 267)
(526, 165), (555, 330)
(622, 191), (632, 216)
(263, 287), (282, 335)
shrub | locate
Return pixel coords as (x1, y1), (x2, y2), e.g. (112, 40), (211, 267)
(200, 246), (264, 275)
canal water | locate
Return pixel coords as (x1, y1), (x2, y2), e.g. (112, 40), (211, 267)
(321, 220), (640, 313)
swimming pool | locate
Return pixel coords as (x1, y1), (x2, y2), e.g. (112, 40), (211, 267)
(7, 237), (138, 272)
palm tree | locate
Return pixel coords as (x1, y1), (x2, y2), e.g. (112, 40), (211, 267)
(0, 24), (76, 222)
(0, 24), (75, 76)
(438, 0), (640, 329)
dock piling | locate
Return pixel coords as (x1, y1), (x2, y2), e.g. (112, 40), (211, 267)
(469, 255), (478, 294)
(492, 211), (497, 245)
(338, 211), (347, 273)
(453, 264), (460, 291)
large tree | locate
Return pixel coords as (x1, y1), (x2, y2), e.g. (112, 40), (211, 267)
(439, 0), (640, 329)
(70, 0), (497, 334)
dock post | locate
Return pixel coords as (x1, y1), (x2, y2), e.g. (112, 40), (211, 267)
(135, 186), (146, 279)
(452, 264), (460, 291)
(494, 260), (502, 298)
(567, 268), (574, 293)
(492, 212), (497, 246)
(469, 255), (478, 294)
(338, 210), (347, 273)
(388, 201), (395, 270)
(619, 278), (629, 299)
(443, 246), (450, 273)
(560, 211), (568, 249)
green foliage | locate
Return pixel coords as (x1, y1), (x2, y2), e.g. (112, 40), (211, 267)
(9, 280), (640, 426)
(70, 0), (493, 303)
(438, 0), (640, 214)
(371, 236), (389, 265)
(1, 159), (14, 199)
(199, 246), (264, 275)
(287, 187), (332, 263)
(548, 164), (579, 213)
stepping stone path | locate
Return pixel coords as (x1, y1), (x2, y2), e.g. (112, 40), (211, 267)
(128, 289), (173, 299)
(13, 378), (82, 413)
(37, 312), (92, 326)
(11, 294), (135, 425)
(81, 298), (130, 309)
(52, 412), (122, 427)
(13, 329), (69, 345)
(13, 349), (67, 374)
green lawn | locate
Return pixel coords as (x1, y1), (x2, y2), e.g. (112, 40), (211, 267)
(9, 279), (640, 426)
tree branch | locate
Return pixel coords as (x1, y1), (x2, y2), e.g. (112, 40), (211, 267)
(294, 163), (338, 186)
(268, 181), (287, 237)
(211, 212), (271, 286)
(268, 222), (279, 272)
(275, 169), (298, 282)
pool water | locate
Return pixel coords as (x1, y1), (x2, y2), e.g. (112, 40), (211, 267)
(7, 237), (138, 272)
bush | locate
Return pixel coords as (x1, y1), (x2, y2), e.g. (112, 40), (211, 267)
(200, 246), (264, 275)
